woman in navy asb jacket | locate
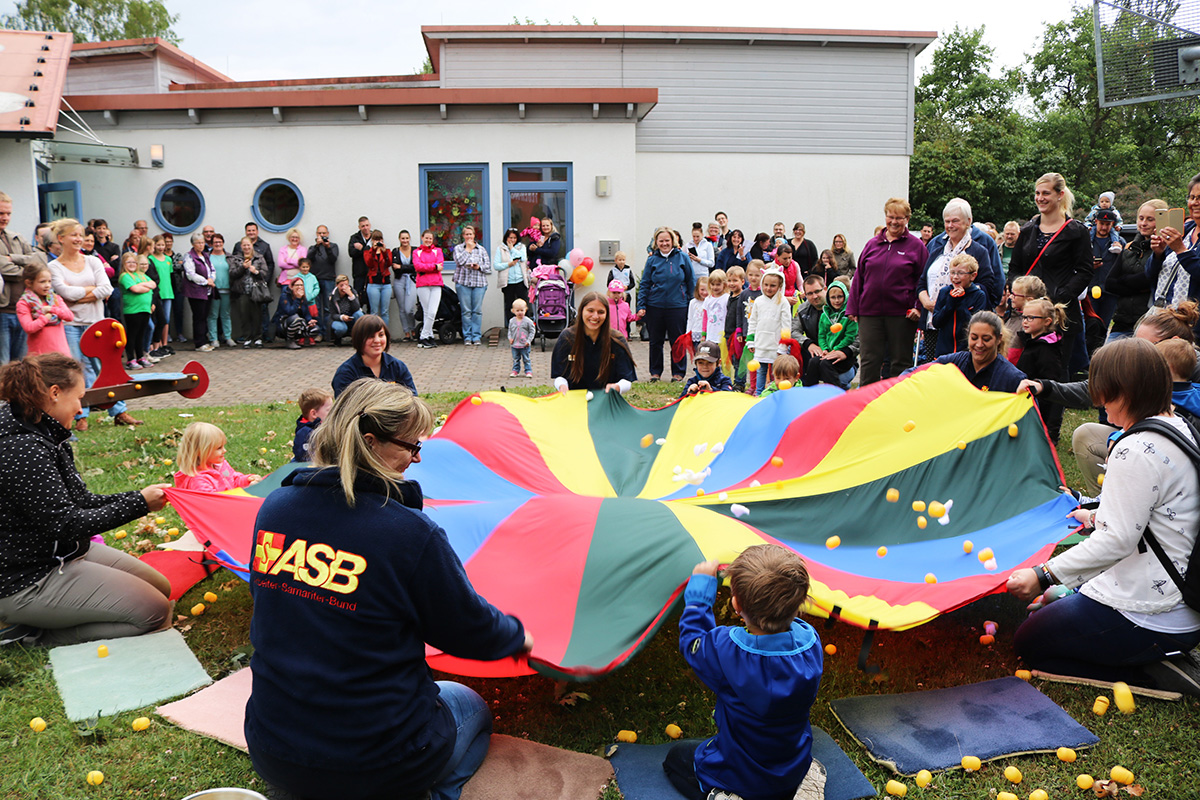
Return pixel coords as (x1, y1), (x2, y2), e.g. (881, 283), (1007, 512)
(331, 314), (417, 398)
(245, 379), (530, 800)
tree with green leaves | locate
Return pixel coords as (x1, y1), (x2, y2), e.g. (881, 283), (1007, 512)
(2, 0), (180, 44)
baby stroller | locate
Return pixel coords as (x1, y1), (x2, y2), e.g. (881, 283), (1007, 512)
(413, 285), (463, 345)
(532, 267), (573, 351)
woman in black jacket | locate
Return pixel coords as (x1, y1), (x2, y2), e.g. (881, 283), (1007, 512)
(1106, 200), (1163, 341)
(528, 218), (563, 269)
(1006, 173), (1093, 374)
(0, 353), (171, 646)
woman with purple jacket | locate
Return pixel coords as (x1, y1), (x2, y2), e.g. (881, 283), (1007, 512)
(846, 198), (929, 385)
(183, 232), (215, 351)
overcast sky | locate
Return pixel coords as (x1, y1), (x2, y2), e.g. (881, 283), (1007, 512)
(2, 0), (1083, 82)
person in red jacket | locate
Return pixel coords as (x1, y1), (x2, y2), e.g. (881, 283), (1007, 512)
(363, 230), (394, 328)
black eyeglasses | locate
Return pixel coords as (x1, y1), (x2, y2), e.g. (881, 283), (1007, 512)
(386, 436), (422, 455)
(1020, 314), (1050, 321)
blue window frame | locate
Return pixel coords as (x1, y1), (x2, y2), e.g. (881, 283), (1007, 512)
(503, 163), (573, 255)
(252, 178), (305, 233)
(151, 180), (204, 235)
(419, 164), (489, 258)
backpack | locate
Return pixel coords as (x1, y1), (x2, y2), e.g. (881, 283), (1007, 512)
(1112, 417), (1200, 611)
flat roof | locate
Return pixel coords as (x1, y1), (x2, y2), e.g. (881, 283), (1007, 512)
(0, 30), (73, 137)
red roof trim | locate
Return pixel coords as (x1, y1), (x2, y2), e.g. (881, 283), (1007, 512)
(63, 86), (657, 112)
(170, 73), (438, 92)
(0, 30), (74, 136)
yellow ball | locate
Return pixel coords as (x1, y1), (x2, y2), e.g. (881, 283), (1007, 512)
(1056, 746), (1076, 762)
(1029, 790), (1049, 800)
(665, 724), (682, 739)
(1097, 472), (1105, 486)
(259, 447), (268, 454)
(829, 322), (844, 334)
(154, 516), (166, 525)
(1015, 669), (1032, 681)
(924, 572), (937, 584)
(203, 591), (218, 603)
(776, 379), (793, 391)
(956, 440), (966, 450)
(914, 770), (932, 788)
(1110, 766), (1135, 785)
(640, 434), (653, 448)
(824, 643), (837, 655)
(961, 755), (981, 772)
(903, 420), (916, 432)
(886, 487), (899, 503)
(962, 540), (973, 554)
(96, 645), (108, 658)
(695, 488), (705, 497)
(191, 603), (206, 616)
(1077, 774), (1095, 789)
(1008, 423), (1019, 438)
(29, 717), (46, 732)
(911, 500), (926, 512)
(885, 779), (907, 796)
(1112, 681), (1136, 714)
(163, 459), (172, 466)
(770, 455), (784, 468)
(167, 527), (179, 537)
(917, 516), (928, 529)
(617, 730), (637, 743)
(996, 793), (1018, 800)
(748, 360), (761, 371)
(86, 770), (104, 785)
(877, 546), (888, 558)
(470, 396), (483, 405)
(114, 530), (127, 539)
(977, 547), (994, 563)
(1092, 285), (1103, 299)
(1092, 696), (1110, 715)
(928, 501), (946, 518)
(1004, 765), (1022, 784)
(131, 716), (150, 731)
(825, 535), (841, 550)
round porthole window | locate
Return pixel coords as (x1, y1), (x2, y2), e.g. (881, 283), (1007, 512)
(152, 180), (204, 234)
(252, 179), (304, 233)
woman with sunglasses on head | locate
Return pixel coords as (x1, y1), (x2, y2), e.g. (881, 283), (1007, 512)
(331, 314), (417, 399)
(245, 378), (532, 800)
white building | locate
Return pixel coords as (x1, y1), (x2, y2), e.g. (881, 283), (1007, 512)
(4, 24), (934, 335)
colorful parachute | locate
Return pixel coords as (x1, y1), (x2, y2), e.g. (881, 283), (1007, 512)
(166, 364), (1075, 680)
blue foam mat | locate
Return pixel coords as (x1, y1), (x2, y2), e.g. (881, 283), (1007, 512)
(609, 726), (876, 800)
(830, 676), (1100, 775)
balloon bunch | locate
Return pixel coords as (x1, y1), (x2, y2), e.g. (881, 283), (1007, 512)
(561, 248), (597, 287)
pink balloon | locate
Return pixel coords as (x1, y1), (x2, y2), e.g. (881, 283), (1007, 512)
(568, 248), (585, 268)
(581, 256), (594, 270)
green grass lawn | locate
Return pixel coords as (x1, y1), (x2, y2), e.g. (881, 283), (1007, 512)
(1, 391), (1196, 799)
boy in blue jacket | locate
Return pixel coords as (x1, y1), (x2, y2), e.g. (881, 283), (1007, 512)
(681, 340), (734, 398)
(664, 544), (823, 800)
(932, 253), (988, 356)
(292, 388), (332, 462)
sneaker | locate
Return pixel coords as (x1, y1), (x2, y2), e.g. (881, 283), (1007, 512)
(210, 341), (220, 350)
(287, 341), (302, 350)
(224, 339), (236, 348)
(125, 359), (142, 371)
(165, 345), (176, 355)
(417, 339), (430, 349)
(74, 417), (88, 432)
(510, 371), (519, 377)
(254, 339), (264, 348)
(243, 339), (253, 348)
(197, 343), (214, 352)
(139, 357), (157, 368)
(1145, 651), (1200, 697)
(0, 623), (38, 646)
(113, 411), (144, 426)
(525, 372), (534, 378)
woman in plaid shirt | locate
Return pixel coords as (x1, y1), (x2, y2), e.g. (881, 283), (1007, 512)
(453, 225), (492, 346)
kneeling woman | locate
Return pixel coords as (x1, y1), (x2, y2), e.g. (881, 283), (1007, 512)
(245, 379), (532, 800)
(0, 353), (171, 646)
(922, 311), (1026, 392)
(1007, 338), (1200, 694)
(551, 291), (638, 392)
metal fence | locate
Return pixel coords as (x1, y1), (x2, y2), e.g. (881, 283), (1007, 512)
(1095, 0), (1200, 106)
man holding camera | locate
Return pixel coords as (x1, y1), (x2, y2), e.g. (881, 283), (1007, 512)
(309, 225), (340, 337)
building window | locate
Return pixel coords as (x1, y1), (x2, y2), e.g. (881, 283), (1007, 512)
(252, 179), (304, 233)
(152, 180), (204, 235)
(504, 163), (572, 255)
(419, 164), (489, 257)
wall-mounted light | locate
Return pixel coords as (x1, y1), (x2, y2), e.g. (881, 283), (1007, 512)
(150, 144), (164, 168)
(595, 175), (611, 197)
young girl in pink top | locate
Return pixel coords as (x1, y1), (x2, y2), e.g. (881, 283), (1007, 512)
(607, 279), (633, 337)
(16, 263), (73, 356)
(174, 421), (263, 492)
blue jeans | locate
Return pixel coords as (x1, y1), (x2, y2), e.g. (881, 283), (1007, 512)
(458, 285), (486, 343)
(755, 359), (772, 395)
(318, 279), (337, 336)
(65, 324), (127, 418)
(330, 309), (364, 340)
(431, 681), (492, 800)
(1013, 591), (1200, 685)
(0, 312), (26, 363)
(366, 283), (391, 326)
(207, 292), (232, 342)
(511, 346), (530, 373)
(392, 275), (418, 335)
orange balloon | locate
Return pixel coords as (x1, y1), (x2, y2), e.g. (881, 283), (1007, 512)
(571, 266), (588, 283)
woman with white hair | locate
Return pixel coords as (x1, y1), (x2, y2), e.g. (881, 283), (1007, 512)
(915, 198), (1002, 363)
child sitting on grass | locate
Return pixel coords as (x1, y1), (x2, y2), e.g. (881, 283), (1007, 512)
(174, 421), (263, 491)
(664, 544), (823, 800)
(759, 354), (800, 397)
(681, 340), (733, 397)
(293, 388), (333, 462)
(1157, 338), (1200, 424)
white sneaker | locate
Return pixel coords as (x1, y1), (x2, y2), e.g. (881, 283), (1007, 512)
(197, 343), (214, 352)
(224, 339), (237, 348)
(210, 341), (220, 349)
